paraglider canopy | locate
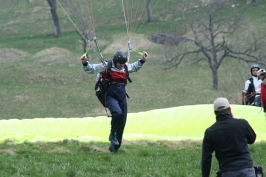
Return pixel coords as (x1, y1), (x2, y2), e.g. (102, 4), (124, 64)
(0, 105), (265, 143)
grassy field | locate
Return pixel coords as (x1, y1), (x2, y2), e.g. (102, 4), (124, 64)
(0, 140), (265, 177)
(1, 0), (266, 176)
(1, 0), (265, 119)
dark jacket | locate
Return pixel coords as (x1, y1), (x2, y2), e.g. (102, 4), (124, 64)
(201, 112), (256, 177)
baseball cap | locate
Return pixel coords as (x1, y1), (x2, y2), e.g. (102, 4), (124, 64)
(213, 97), (230, 111)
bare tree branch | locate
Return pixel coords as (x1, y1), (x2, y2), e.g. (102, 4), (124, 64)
(163, 1), (266, 90)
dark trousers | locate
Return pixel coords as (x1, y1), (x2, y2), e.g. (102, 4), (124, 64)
(106, 84), (127, 149)
(221, 167), (255, 177)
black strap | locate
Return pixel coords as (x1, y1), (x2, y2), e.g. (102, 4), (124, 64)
(123, 64), (132, 83)
(106, 60), (112, 83)
(123, 64), (131, 99)
(246, 77), (255, 94)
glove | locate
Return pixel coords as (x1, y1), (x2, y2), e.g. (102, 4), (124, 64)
(141, 51), (148, 61)
(80, 54), (88, 64)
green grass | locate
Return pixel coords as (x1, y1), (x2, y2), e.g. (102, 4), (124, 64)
(0, 141), (202, 177)
(0, 140), (265, 177)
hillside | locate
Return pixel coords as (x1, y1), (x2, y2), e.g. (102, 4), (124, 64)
(0, 0), (266, 119)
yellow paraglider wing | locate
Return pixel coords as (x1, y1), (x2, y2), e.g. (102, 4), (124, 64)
(0, 105), (265, 144)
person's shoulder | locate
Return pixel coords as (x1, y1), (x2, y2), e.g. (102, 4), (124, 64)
(233, 118), (249, 124)
(205, 123), (217, 131)
(245, 77), (252, 82)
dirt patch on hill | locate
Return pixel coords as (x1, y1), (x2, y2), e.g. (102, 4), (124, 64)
(32, 47), (79, 66)
(104, 34), (159, 54)
(200, 0), (213, 4)
(33, 47), (72, 60)
(0, 48), (28, 63)
(149, 33), (187, 45)
(104, 33), (187, 56)
(122, 139), (202, 149)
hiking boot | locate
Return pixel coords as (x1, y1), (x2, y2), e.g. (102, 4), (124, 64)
(109, 133), (119, 146)
(109, 145), (118, 153)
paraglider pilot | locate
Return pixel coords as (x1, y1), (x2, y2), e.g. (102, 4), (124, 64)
(80, 51), (148, 153)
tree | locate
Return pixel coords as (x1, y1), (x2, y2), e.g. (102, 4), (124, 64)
(164, 1), (266, 90)
(246, 0), (257, 5)
(146, 0), (153, 22)
(46, 0), (61, 37)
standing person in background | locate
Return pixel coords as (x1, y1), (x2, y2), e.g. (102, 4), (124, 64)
(202, 97), (256, 177)
(243, 64), (261, 106)
(258, 69), (266, 112)
(80, 51), (148, 153)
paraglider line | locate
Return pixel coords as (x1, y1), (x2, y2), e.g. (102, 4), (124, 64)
(56, 0), (86, 42)
(56, 0), (104, 63)
(135, 0), (160, 34)
(122, 0), (130, 40)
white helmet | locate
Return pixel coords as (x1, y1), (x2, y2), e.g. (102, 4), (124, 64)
(257, 69), (266, 77)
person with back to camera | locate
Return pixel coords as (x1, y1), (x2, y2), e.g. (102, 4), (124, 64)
(243, 64), (261, 106)
(257, 69), (266, 113)
(201, 97), (256, 177)
(80, 51), (148, 153)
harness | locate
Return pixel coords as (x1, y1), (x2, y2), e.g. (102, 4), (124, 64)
(95, 60), (132, 116)
(243, 77), (257, 105)
(104, 60), (132, 85)
(246, 77), (255, 94)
